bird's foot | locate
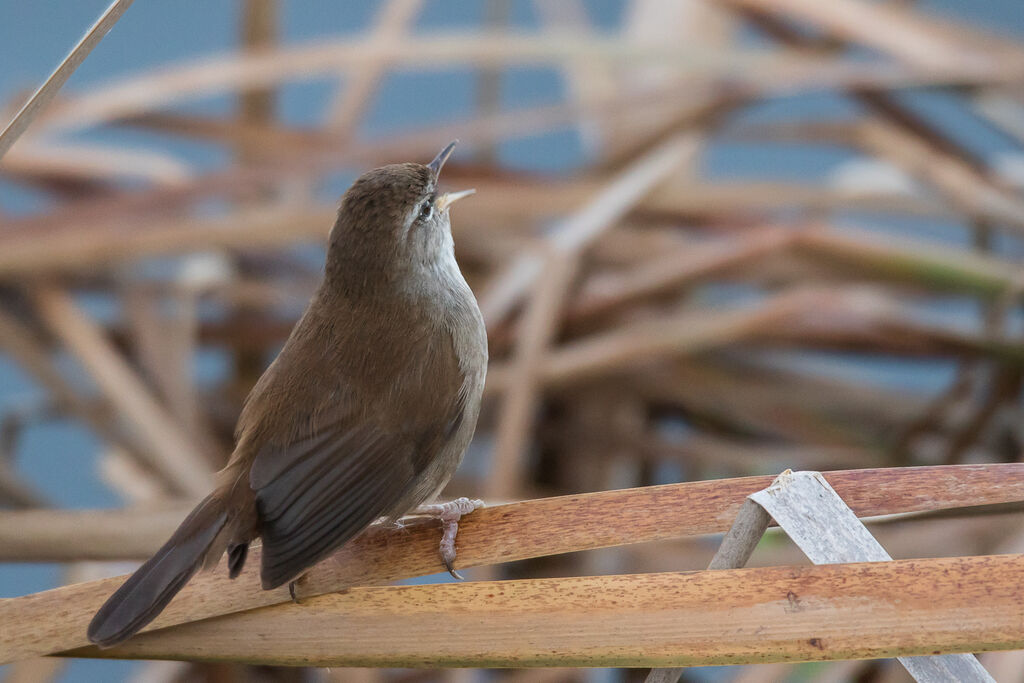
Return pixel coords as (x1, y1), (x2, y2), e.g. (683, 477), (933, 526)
(414, 497), (484, 579)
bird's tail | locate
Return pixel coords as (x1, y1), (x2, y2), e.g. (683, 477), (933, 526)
(87, 493), (228, 648)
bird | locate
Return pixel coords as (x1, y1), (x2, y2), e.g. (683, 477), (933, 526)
(87, 141), (488, 648)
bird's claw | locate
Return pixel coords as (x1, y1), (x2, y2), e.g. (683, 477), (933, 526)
(288, 579), (304, 605)
(444, 556), (465, 581)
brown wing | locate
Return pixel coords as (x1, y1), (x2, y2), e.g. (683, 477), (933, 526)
(248, 380), (469, 590)
(250, 420), (416, 589)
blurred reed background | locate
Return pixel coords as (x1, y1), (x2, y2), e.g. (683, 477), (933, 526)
(2, 0), (1024, 681)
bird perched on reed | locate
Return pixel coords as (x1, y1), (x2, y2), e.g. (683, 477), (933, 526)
(88, 141), (487, 648)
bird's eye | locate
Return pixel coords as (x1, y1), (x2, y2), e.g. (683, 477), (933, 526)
(419, 198), (434, 221)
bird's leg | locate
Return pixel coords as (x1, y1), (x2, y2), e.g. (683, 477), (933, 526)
(413, 497), (484, 579)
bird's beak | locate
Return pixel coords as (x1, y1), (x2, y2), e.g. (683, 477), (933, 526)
(428, 140), (458, 176)
(436, 188), (475, 212)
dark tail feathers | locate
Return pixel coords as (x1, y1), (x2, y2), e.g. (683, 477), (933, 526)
(87, 494), (227, 648)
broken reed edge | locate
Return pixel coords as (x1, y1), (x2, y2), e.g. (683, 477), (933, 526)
(3, 462), (1024, 664)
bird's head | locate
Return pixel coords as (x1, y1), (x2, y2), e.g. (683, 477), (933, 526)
(327, 141), (474, 288)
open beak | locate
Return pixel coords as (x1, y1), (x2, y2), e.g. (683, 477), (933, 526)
(436, 188), (475, 212)
(428, 140), (458, 176)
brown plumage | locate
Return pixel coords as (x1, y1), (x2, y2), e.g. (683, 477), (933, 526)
(88, 142), (487, 648)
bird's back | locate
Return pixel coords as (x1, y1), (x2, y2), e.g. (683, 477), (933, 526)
(220, 273), (485, 587)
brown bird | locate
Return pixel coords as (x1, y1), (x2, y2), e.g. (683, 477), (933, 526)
(88, 141), (487, 648)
